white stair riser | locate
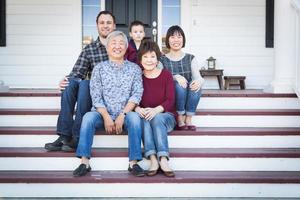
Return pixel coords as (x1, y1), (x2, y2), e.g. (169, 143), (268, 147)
(192, 116), (300, 128)
(1, 135), (300, 148)
(199, 97), (300, 109)
(0, 157), (299, 171)
(1, 97), (300, 109)
(1, 115), (300, 127)
(0, 97), (61, 109)
(1, 183), (300, 198)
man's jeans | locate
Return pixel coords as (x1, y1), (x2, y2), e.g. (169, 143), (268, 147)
(56, 79), (92, 139)
(76, 111), (143, 161)
(175, 81), (201, 116)
(142, 112), (176, 159)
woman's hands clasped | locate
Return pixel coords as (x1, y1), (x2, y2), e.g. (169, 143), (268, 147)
(135, 107), (161, 121)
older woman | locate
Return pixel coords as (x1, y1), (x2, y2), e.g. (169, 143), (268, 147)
(73, 31), (145, 177)
(135, 40), (176, 177)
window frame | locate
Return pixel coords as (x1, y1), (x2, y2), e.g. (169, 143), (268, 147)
(266, 0), (274, 48)
(0, 0), (6, 47)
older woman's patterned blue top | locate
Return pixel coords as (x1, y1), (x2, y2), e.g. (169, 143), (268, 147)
(90, 60), (143, 120)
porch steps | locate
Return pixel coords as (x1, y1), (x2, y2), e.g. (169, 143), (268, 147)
(0, 89), (300, 198)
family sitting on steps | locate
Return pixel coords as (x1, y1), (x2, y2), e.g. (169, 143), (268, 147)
(44, 11), (204, 177)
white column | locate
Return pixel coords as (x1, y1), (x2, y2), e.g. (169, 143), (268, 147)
(264, 0), (296, 93)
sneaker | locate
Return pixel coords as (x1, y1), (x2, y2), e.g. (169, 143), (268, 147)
(128, 164), (146, 177)
(73, 163), (91, 177)
(44, 135), (70, 151)
(61, 137), (78, 152)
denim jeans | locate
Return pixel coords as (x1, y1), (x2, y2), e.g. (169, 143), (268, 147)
(56, 78), (92, 139)
(142, 112), (176, 159)
(175, 81), (201, 116)
(76, 111), (143, 161)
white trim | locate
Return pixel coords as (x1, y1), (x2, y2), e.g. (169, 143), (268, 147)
(100, 0), (105, 10)
(157, 0), (162, 49)
(180, 0), (191, 52)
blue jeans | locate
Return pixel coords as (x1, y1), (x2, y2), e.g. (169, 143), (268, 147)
(56, 79), (92, 139)
(175, 81), (201, 116)
(76, 111), (143, 161)
(142, 113), (176, 159)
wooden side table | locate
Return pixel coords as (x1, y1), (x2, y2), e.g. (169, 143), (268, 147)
(224, 76), (246, 90)
(200, 69), (224, 90)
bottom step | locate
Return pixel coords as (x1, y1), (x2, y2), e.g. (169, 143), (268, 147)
(0, 171), (300, 198)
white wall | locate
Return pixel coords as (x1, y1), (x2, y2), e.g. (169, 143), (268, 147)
(0, 0), (82, 88)
(182, 0), (274, 89)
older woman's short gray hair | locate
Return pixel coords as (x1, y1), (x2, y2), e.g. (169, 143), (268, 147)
(106, 31), (128, 49)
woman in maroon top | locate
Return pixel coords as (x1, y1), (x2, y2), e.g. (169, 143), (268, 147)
(135, 41), (177, 177)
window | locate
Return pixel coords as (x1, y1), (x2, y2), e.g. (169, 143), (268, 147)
(161, 0), (180, 53)
(82, 0), (101, 46)
(0, 0), (6, 47)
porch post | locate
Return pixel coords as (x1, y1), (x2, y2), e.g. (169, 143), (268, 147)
(264, 0), (296, 93)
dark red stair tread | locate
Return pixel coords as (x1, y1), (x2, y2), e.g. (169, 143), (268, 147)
(0, 89), (297, 98)
(0, 170), (299, 183)
(1, 127), (300, 136)
(2, 108), (300, 115)
(1, 147), (300, 158)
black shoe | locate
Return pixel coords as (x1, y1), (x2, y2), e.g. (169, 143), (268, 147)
(128, 164), (145, 177)
(61, 138), (78, 152)
(44, 135), (70, 151)
(73, 164), (91, 177)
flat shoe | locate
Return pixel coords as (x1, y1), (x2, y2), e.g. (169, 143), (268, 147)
(147, 168), (159, 176)
(128, 164), (145, 177)
(73, 164), (91, 177)
(160, 168), (175, 177)
(176, 125), (188, 131)
(187, 125), (196, 131)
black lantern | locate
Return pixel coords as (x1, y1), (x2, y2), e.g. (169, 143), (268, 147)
(207, 56), (216, 70)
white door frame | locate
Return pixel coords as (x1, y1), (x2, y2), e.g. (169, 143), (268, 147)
(101, 0), (163, 49)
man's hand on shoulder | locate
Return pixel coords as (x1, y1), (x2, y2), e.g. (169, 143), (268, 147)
(59, 76), (69, 91)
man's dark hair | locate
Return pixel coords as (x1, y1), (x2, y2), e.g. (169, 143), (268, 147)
(138, 40), (161, 62)
(165, 25), (186, 49)
(96, 11), (116, 24)
(129, 20), (145, 32)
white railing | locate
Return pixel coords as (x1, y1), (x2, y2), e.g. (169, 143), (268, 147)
(292, 0), (300, 98)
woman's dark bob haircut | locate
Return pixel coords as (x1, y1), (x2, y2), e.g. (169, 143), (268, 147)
(138, 40), (161, 62)
(165, 25), (186, 49)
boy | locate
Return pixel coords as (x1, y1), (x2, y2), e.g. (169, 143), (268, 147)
(125, 20), (145, 64)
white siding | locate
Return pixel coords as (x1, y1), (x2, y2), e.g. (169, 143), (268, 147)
(182, 0), (274, 89)
(0, 0), (82, 88)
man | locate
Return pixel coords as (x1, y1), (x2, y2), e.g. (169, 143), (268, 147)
(72, 31), (145, 177)
(45, 11), (116, 152)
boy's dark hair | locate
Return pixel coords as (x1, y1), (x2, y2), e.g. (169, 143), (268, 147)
(165, 25), (186, 49)
(129, 20), (145, 32)
(138, 40), (161, 62)
(96, 11), (116, 24)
